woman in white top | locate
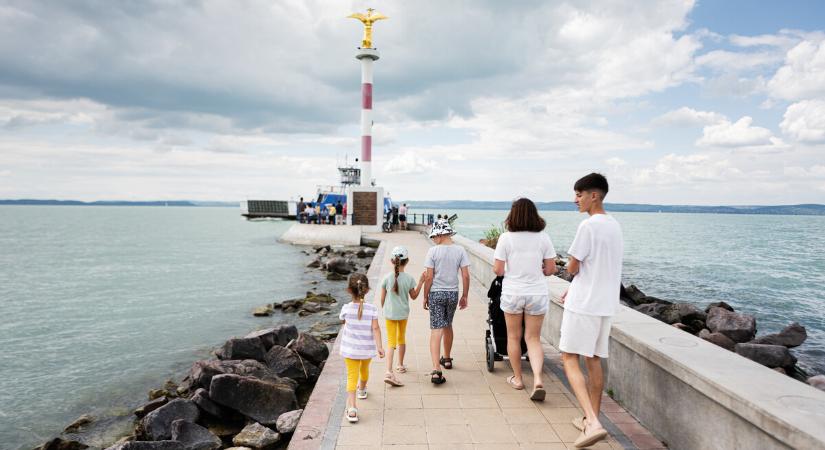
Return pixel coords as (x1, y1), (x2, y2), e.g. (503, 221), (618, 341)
(493, 198), (557, 401)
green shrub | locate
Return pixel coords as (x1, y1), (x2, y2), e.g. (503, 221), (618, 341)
(482, 225), (503, 249)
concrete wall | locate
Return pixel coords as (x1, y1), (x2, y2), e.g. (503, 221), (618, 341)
(453, 234), (825, 450)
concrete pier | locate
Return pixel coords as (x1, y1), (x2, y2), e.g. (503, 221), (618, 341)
(279, 224), (363, 246)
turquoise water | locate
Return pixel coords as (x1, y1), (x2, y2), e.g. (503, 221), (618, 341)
(1, 206), (824, 449)
(0, 206), (318, 449)
(424, 209), (825, 375)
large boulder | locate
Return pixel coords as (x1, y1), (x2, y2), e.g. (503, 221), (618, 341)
(276, 409), (303, 434)
(105, 443), (184, 450)
(634, 303), (668, 321)
(752, 322), (807, 348)
(233, 423), (280, 449)
(171, 420), (222, 450)
(706, 307), (756, 343)
(209, 374), (298, 425)
(189, 359), (291, 390)
(191, 388), (228, 419)
(325, 257), (354, 275)
(735, 343), (797, 368)
(37, 438), (89, 450)
(698, 329), (736, 351)
(621, 284), (648, 305)
(292, 333), (329, 365)
(264, 345), (319, 383)
(246, 325), (298, 350)
(808, 375), (825, 392)
(216, 337), (266, 362)
(134, 397), (169, 419)
(139, 399), (200, 441)
(705, 301), (734, 313)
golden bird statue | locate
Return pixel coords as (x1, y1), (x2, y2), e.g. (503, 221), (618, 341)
(347, 8), (388, 49)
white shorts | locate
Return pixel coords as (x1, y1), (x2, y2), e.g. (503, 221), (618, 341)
(500, 294), (549, 316)
(558, 308), (612, 358)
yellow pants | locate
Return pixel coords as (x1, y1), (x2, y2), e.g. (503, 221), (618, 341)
(344, 358), (371, 392)
(386, 319), (408, 349)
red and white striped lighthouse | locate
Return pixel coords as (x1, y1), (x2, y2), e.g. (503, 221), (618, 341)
(356, 48), (379, 186)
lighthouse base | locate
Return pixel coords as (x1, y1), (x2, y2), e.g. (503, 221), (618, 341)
(346, 185), (385, 232)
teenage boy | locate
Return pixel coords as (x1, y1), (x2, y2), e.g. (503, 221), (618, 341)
(560, 173), (623, 448)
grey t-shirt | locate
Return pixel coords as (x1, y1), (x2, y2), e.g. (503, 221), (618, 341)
(424, 244), (470, 291)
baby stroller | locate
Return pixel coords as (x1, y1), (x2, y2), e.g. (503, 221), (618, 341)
(485, 276), (528, 371)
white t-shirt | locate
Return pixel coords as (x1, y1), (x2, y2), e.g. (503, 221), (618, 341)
(424, 244), (470, 291)
(493, 231), (556, 296)
(565, 214), (623, 316)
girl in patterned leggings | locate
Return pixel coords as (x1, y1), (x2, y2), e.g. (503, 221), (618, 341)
(340, 273), (384, 423)
(380, 246), (426, 387)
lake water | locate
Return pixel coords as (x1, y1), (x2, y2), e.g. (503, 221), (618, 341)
(1, 206), (823, 449)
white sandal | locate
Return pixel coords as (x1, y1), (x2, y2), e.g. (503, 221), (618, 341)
(345, 407), (359, 423)
(356, 388), (368, 399)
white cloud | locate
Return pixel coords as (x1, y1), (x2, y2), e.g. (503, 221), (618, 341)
(780, 100), (825, 143)
(767, 38), (825, 100)
(697, 116), (774, 147)
(382, 151), (436, 175)
(696, 50), (783, 72)
(729, 33), (800, 49)
(654, 107), (726, 127)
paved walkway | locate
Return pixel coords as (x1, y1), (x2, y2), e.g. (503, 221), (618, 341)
(332, 231), (636, 450)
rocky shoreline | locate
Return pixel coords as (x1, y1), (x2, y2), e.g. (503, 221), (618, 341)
(553, 255), (825, 391)
(33, 244), (376, 450)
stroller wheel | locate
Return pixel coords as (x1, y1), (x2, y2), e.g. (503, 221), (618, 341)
(485, 335), (495, 372)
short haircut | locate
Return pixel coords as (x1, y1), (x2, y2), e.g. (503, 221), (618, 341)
(505, 198), (546, 232)
(574, 173), (609, 198)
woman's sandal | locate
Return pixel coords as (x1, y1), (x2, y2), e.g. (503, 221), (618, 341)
(507, 375), (525, 390)
(430, 370), (446, 384)
(345, 407), (359, 423)
(439, 356), (453, 369)
(530, 385), (546, 401)
(395, 364), (407, 373)
(384, 372), (403, 387)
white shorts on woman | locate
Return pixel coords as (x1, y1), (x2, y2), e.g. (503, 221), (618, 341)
(558, 308), (612, 358)
(500, 294), (549, 316)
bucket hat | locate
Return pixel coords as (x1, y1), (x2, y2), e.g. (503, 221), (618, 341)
(390, 246), (409, 260)
(428, 219), (455, 238)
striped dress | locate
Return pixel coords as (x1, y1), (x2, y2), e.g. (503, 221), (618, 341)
(339, 301), (378, 360)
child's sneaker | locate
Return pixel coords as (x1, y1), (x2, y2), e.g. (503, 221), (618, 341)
(356, 388), (368, 399)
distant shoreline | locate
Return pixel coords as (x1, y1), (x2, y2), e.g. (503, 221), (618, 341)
(2, 199), (824, 215)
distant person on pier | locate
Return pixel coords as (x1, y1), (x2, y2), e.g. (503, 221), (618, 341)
(320, 204), (329, 225)
(423, 219), (470, 385)
(342, 202), (348, 225)
(559, 173), (623, 449)
(314, 203), (321, 224)
(297, 197), (306, 223)
(307, 203), (317, 224)
(336, 200), (344, 225)
(391, 204), (399, 231)
(493, 198), (556, 401)
(328, 203), (337, 225)
(398, 203), (408, 230)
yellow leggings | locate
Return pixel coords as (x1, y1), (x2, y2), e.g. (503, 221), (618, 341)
(344, 358), (371, 392)
(386, 319), (408, 348)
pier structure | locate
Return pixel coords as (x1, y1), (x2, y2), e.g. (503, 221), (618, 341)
(345, 8), (388, 232)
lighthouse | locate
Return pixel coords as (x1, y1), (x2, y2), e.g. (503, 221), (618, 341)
(346, 8), (387, 230)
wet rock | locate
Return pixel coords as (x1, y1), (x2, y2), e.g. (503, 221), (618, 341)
(64, 414), (94, 433)
(264, 345), (319, 382)
(306, 258), (322, 268)
(233, 422), (280, 449)
(301, 302), (320, 313)
(171, 420), (222, 450)
(191, 388), (228, 418)
(305, 292), (336, 304)
(134, 397), (169, 418)
(621, 284), (648, 305)
(139, 398), (200, 441)
(672, 323), (692, 333)
(308, 320), (340, 340)
(276, 409), (303, 434)
(643, 295), (672, 305)
(705, 301), (734, 313)
(751, 322), (807, 348)
(206, 421), (244, 438)
(37, 438), (89, 450)
(209, 374), (298, 426)
(190, 359), (289, 391)
(292, 333), (329, 365)
(148, 389), (170, 400)
(314, 245), (331, 253)
(326, 272), (347, 281)
(773, 367), (787, 375)
(807, 375), (825, 391)
(105, 442), (184, 450)
(735, 343), (796, 368)
(706, 307), (756, 343)
(325, 257), (354, 275)
(698, 329), (736, 351)
(252, 306), (273, 317)
(634, 303), (668, 321)
(216, 337), (266, 362)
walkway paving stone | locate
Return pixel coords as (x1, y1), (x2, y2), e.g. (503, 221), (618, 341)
(327, 231), (663, 450)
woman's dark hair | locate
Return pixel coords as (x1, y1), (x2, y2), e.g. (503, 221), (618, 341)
(504, 198), (546, 232)
(574, 173), (609, 198)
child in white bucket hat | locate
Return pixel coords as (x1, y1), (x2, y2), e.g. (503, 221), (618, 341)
(423, 219), (470, 384)
(380, 245), (426, 386)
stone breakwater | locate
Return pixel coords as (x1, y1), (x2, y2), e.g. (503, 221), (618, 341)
(32, 244), (376, 450)
(553, 254), (824, 390)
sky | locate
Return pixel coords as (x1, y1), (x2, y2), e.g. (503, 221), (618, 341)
(1, 0), (824, 205)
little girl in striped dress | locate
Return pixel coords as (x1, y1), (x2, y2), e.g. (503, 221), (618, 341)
(340, 273), (384, 423)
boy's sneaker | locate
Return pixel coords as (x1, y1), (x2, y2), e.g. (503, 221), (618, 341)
(356, 389), (368, 399)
